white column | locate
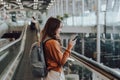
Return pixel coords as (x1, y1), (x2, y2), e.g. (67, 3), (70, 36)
(97, 0), (101, 62)
(65, 0), (68, 25)
(81, 0), (84, 26)
(66, 0), (68, 13)
(54, 1), (57, 17)
(52, 5), (54, 16)
(82, 34), (85, 55)
(57, 0), (60, 15)
(72, 0), (75, 26)
(61, 0), (63, 16)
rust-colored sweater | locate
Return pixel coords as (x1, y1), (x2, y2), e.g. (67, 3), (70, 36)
(44, 39), (70, 72)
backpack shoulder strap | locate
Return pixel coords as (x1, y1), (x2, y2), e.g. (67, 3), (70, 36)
(45, 38), (53, 42)
(43, 39), (53, 45)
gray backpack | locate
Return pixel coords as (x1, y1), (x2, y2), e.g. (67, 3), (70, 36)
(29, 42), (48, 77)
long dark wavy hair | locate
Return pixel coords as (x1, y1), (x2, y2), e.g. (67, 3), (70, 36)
(42, 17), (61, 44)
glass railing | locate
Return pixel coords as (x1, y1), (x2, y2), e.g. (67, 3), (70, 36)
(62, 47), (120, 80)
(0, 24), (27, 80)
(0, 40), (21, 75)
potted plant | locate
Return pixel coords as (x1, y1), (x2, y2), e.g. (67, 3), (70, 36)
(63, 13), (69, 19)
(56, 15), (64, 21)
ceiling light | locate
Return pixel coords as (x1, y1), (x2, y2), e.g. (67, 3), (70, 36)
(1, 1), (6, 5)
(33, 5), (37, 9)
(16, 0), (21, 2)
(51, 0), (55, 3)
(34, 0), (38, 2)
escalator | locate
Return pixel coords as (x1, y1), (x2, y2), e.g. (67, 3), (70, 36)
(13, 27), (38, 80)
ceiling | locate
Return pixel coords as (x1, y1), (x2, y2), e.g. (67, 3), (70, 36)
(0, 0), (51, 13)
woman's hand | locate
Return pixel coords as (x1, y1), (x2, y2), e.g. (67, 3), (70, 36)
(67, 35), (77, 51)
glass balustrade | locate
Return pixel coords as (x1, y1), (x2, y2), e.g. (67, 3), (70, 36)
(0, 40), (21, 76)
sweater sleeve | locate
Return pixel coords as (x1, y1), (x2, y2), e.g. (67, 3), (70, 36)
(45, 40), (70, 66)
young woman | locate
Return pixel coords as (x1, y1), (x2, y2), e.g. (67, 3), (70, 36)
(41, 17), (76, 80)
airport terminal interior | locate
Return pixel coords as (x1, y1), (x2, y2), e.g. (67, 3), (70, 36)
(0, 0), (120, 80)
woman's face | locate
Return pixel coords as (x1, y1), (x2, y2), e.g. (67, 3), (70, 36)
(56, 23), (62, 35)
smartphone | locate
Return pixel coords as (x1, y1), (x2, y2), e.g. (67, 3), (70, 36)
(72, 35), (79, 41)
